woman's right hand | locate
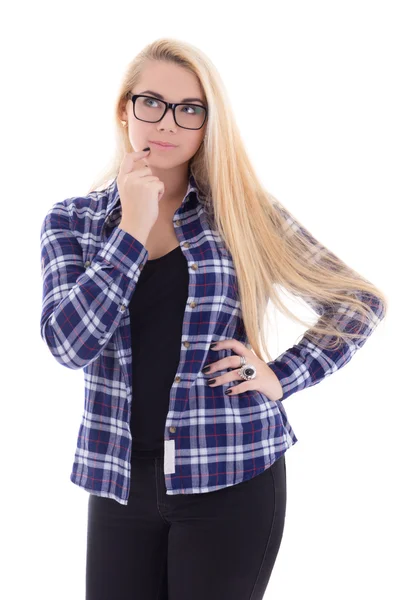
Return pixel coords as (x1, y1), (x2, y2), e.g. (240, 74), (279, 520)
(116, 148), (165, 243)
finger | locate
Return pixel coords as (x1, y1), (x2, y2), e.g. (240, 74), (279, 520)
(119, 149), (150, 175)
(207, 369), (243, 387)
(210, 339), (249, 355)
(202, 354), (241, 375)
(225, 380), (254, 396)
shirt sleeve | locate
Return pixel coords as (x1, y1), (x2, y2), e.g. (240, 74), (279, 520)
(40, 199), (148, 370)
(266, 203), (385, 401)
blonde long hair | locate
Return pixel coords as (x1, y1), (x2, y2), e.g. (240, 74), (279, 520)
(88, 37), (388, 362)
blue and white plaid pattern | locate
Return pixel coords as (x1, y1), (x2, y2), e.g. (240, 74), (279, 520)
(40, 174), (384, 505)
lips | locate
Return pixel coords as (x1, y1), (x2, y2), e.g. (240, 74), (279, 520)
(149, 140), (177, 147)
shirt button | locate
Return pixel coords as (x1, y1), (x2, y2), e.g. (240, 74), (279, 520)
(175, 219), (182, 227)
(174, 375), (181, 383)
(169, 426), (176, 433)
(84, 260), (91, 268)
(191, 263), (198, 270)
(120, 304), (126, 312)
(189, 301), (196, 308)
(183, 341), (190, 348)
(183, 241), (190, 248)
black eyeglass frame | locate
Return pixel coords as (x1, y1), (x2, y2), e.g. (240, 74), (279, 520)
(126, 92), (208, 130)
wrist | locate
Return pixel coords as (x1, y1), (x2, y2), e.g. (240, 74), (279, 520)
(267, 367), (284, 401)
(118, 221), (149, 247)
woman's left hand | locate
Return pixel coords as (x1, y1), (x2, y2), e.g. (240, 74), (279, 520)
(202, 338), (283, 401)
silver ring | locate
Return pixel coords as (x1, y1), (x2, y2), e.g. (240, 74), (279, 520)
(239, 355), (247, 366)
(237, 364), (257, 381)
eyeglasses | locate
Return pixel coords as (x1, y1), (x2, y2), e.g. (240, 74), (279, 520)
(126, 92), (208, 130)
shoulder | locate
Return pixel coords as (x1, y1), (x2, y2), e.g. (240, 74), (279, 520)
(40, 182), (113, 234)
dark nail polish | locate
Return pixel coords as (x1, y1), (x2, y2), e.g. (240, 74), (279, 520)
(225, 389), (232, 395)
(202, 365), (211, 373)
(207, 378), (216, 385)
(143, 146), (150, 151)
(210, 343), (218, 348)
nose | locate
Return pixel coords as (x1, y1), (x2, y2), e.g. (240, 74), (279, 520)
(158, 106), (177, 130)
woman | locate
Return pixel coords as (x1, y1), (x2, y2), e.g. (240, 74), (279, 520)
(39, 38), (387, 600)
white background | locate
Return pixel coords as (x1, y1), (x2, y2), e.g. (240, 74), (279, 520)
(2, 1), (398, 598)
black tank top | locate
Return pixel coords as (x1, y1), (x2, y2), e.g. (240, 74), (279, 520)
(129, 244), (189, 459)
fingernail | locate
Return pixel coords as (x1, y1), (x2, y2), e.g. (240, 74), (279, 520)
(202, 365), (211, 373)
(142, 147), (150, 151)
(225, 389), (232, 395)
(210, 343), (218, 349)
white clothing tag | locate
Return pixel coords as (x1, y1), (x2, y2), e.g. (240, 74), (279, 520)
(164, 440), (175, 474)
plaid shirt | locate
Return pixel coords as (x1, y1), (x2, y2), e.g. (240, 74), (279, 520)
(40, 174), (384, 505)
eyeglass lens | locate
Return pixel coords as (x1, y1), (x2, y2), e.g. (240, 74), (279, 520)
(134, 96), (206, 129)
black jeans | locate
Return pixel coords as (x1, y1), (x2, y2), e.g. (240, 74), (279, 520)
(86, 453), (287, 600)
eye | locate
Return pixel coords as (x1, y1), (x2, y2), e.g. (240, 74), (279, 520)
(180, 104), (204, 115)
(144, 98), (160, 108)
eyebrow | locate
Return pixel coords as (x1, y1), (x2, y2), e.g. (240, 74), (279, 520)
(138, 89), (206, 105)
